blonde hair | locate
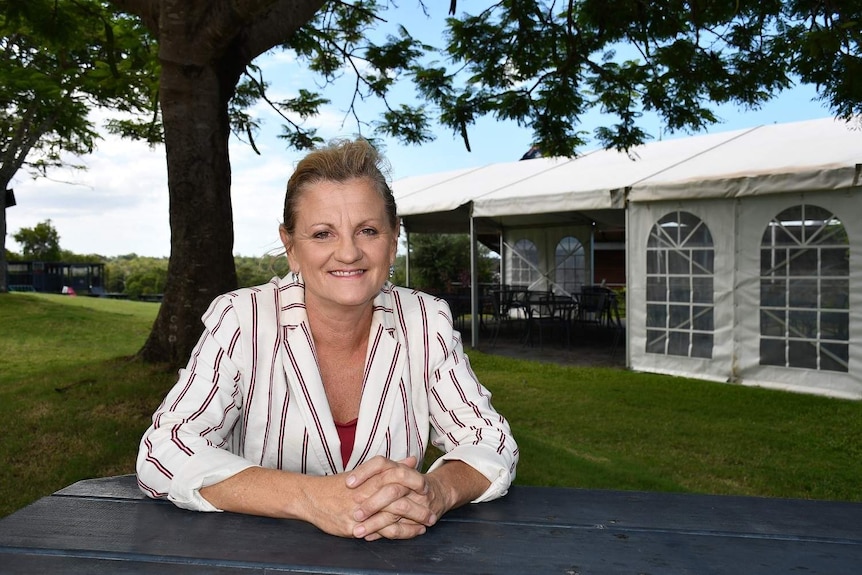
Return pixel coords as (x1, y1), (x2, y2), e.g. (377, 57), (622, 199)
(282, 138), (398, 235)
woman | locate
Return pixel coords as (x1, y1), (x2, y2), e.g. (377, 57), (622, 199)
(137, 139), (518, 541)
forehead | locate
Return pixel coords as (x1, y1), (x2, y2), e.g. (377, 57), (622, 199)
(296, 178), (386, 219)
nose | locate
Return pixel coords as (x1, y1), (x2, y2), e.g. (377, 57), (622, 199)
(335, 235), (362, 263)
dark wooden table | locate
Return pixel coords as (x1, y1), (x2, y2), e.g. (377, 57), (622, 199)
(1, 475), (860, 574)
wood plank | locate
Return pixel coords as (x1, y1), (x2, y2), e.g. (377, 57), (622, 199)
(2, 488), (861, 574)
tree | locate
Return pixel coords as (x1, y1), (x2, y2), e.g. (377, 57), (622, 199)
(407, 234), (496, 294)
(106, 0), (434, 365)
(235, 254), (290, 288)
(425, 1), (861, 156)
(65, 0), (862, 366)
(12, 219), (62, 261)
(0, 0), (157, 292)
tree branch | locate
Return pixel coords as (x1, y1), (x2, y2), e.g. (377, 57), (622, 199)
(242, 0), (328, 61)
(106, 0), (160, 32)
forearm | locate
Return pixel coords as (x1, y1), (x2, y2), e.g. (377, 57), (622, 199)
(426, 460), (492, 515)
(199, 466), (320, 521)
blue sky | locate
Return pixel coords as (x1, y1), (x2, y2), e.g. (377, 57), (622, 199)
(7, 4), (835, 258)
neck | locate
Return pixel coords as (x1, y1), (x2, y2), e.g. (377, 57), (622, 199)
(305, 301), (374, 353)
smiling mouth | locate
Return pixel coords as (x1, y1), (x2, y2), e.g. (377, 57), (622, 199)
(330, 270), (365, 277)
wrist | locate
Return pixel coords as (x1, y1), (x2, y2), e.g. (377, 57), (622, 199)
(427, 460), (487, 514)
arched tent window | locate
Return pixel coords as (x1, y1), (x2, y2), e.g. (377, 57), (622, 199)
(759, 205), (849, 372)
(511, 239), (539, 288)
(645, 211), (715, 358)
(555, 236), (585, 295)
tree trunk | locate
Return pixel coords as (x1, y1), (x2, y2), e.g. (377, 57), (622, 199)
(138, 56), (239, 364)
(124, 0), (327, 365)
(1, 201), (7, 294)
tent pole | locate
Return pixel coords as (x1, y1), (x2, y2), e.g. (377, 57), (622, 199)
(470, 214), (479, 348)
(623, 190), (631, 367)
(404, 226), (411, 287)
(499, 232), (505, 288)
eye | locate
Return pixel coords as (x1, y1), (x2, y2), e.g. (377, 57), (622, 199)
(312, 230), (332, 240)
(359, 227), (378, 236)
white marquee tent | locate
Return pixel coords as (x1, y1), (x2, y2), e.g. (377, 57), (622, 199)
(392, 117), (862, 399)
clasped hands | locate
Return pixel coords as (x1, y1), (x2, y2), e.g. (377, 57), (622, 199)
(317, 455), (450, 541)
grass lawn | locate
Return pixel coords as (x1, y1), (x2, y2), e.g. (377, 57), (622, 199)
(1, 292), (860, 519)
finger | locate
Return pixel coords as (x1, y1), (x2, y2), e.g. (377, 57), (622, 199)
(355, 493), (437, 535)
(356, 514), (428, 540)
(398, 455), (419, 469)
(346, 455), (418, 489)
(345, 455), (396, 488)
(352, 480), (413, 521)
(352, 470), (430, 522)
(372, 518), (427, 541)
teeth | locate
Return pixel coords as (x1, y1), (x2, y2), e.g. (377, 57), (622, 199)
(331, 270), (363, 277)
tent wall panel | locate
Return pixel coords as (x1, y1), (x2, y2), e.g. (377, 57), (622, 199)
(629, 189), (860, 399)
(628, 198), (738, 385)
(503, 225), (592, 293)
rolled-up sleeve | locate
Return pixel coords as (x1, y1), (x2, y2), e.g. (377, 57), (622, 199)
(424, 313), (519, 502)
(136, 295), (255, 511)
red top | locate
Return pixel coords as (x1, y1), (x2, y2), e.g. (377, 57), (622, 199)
(335, 418), (358, 468)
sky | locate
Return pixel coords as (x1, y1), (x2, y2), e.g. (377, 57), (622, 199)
(6, 4), (837, 259)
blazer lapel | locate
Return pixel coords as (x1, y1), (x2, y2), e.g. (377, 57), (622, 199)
(348, 297), (406, 469)
(278, 277), (341, 474)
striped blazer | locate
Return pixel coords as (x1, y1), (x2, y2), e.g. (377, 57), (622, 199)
(136, 275), (518, 511)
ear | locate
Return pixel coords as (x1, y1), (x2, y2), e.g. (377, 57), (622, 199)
(279, 226), (299, 271)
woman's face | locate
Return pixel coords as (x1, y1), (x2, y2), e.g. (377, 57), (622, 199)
(281, 177), (398, 314)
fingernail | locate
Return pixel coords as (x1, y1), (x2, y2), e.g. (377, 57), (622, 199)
(353, 509), (365, 521)
(346, 475), (356, 487)
(354, 525), (366, 538)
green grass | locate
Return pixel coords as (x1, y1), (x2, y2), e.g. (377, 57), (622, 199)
(2, 292), (861, 519)
(465, 355), (862, 500)
(0, 293), (176, 517)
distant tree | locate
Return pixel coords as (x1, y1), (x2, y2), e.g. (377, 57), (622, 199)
(59, 250), (108, 264)
(12, 219), (62, 261)
(408, 234), (496, 294)
(0, 0), (157, 292)
(123, 258), (167, 299)
(235, 254), (290, 288)
(104, 254), (167, 298)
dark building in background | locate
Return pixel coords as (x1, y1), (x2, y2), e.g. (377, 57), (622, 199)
(6, 261), (105, 294)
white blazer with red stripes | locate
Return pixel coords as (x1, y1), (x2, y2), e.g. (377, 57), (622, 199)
(136, 275), (518, 511)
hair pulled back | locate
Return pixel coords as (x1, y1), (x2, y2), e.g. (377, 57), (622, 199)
(282, 138), (398, 236)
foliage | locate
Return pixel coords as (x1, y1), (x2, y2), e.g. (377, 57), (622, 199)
(0, 0), (158, 291)
(104, 254), (167, 298)
(2, 293), (861, 518)
(220, 1), (862, 156)
(423, 1), (862, 155)
(235, 254), (291, 288)
(11, 0), (860, 364)
(0, 0), (156, 180)
(406, 233), (497, 293)
(12, 218), (61, 260)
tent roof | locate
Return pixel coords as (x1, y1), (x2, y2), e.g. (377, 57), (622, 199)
(630, 117), (862, 202)
(392, 117), (862, 232)
(394, 157), (570, 218)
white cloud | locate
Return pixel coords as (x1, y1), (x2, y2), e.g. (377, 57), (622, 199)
(8, 134), (171, 257)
